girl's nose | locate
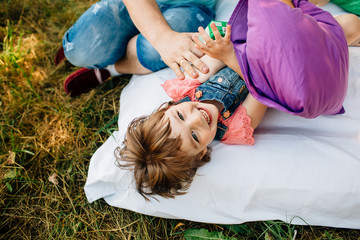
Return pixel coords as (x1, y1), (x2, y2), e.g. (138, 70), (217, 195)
(188, 112), (202, 127)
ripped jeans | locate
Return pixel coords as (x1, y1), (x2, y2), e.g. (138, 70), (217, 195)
(62, 0), (214, 71)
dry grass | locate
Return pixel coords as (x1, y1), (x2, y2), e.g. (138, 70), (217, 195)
(1, 0), (360, 239)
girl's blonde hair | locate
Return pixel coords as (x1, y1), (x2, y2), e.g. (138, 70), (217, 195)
(115, 102), (211, 200)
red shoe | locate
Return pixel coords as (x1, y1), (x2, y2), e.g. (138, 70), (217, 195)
(64, 68), (111, 97)
(54, 46), (66, 66)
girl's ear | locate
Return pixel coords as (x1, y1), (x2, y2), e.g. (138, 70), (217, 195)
(199, 148), (208, 159)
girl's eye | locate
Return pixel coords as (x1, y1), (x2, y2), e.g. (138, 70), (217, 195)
(177, 111), (184, 121)
(192, 131), (199, 142)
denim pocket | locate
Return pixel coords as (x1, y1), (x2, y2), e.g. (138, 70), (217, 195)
(205, 67), (235, 91)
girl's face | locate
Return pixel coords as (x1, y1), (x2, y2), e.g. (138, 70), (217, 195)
(164, 101), (219, 157)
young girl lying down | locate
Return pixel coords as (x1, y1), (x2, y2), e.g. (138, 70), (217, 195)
(116, 0), (351, 199)
(116, 41), (267, 199)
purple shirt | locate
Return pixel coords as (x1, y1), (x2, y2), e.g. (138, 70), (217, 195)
(229, 0), (349, 118)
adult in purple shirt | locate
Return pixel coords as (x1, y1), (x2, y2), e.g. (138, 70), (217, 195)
(200, 0), (349, 118)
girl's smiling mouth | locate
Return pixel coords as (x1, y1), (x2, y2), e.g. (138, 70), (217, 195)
(198, 108), (212, 126)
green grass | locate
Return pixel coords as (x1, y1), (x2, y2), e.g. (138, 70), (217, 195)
(1, 0), (360, 239)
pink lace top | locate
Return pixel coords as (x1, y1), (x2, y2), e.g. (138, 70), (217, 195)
(162, 79), (255, 145)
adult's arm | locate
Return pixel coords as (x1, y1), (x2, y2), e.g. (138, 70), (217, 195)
(123, 0), (210, 79)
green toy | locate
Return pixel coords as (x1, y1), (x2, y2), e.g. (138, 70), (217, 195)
(198, 20), (228, 44)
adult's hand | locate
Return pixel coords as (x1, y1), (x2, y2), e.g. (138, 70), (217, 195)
(123, 0), (209, 80)
(154, 31), (209, 79)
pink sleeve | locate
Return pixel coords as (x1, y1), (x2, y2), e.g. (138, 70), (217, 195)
(220, 105), (255, 145)
(161, 79), (201, 102)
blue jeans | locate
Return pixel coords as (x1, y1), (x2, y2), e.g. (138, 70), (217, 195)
(62, 0), (214, 71)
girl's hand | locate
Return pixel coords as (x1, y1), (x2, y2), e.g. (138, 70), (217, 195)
(192, 23), (234, 63)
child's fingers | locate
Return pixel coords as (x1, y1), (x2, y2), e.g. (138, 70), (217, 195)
(210, 22), (222, 40)
(192, 34), (208, 50)
(224, 25), (231, 42)
(197, 26), (213, 45)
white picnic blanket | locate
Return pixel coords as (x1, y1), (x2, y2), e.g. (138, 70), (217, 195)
(84, 1), (360, 229)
